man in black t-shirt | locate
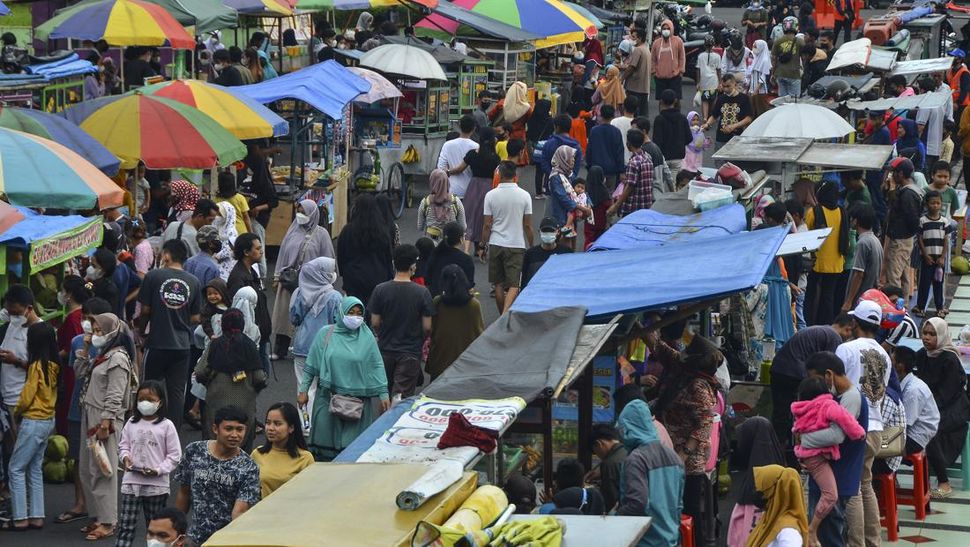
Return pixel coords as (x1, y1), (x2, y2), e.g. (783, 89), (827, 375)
(701, 74), (753, 148)
(137, 239), (202, 427)
(369, 244), (435, 399)
(522, 217), (574, 288)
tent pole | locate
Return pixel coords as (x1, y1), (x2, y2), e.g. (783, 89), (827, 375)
(645, 0), (655, 107)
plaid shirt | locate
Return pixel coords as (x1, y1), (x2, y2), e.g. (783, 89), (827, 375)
(620, 149), (654, 216)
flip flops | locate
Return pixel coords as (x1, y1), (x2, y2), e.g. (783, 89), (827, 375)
(55, 511), (88, 524)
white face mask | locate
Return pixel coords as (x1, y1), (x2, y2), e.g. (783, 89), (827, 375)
(295, 212), (311, 225)
(86, 265), (102, 280)
(137, 400), (161, 416)
(57, 292), (68, 306)
(91, 334), (109, 348)
(661, 29), (671, 38)
(342, 315), (364, 330)
(540, 232), (557, 245)
(147, 537), (182, 547)
(81, 320), (93, 335)
(8, 314), (26, 328)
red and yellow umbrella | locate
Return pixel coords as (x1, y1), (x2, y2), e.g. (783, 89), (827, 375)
(63, 93), (246, 170)
(47, 0), (194, 49)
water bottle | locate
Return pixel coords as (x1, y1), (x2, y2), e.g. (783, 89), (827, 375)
(935, 266), (944, 283)
(301, 405), (310, 435)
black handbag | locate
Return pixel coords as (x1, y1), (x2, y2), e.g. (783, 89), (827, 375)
(278, 231), (312, 292)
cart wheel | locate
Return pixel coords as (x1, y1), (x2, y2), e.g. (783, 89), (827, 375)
(386, 162), (406, 219)
(406, 177), (414, 209)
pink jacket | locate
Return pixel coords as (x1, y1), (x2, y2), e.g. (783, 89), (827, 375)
(651, 21), (686, 79)
(791, 394), (866, 460)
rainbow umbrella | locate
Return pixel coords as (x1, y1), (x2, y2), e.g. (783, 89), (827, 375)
(138, 79), (289, 139)
(297, 0), (437, 9)
(0, 128), (124, 210)
(223, 0), (293, 15)
(415, 0), (593, 48)
(63, 93), (246, 170)
(0, 106), (120, 175)
(47, 0), (194, 49)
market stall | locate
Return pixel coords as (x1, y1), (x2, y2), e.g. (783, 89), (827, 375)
(0, 53), (98, 111)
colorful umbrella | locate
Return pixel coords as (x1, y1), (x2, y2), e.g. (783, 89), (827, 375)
(416, 0), (594, 48)
(63, 93), (247, 170)
(47, 0), (194, 49)
(223, 0), (293, 15)
(347, 67), (403, 103)
(0, 106), (121, 175)
(0, 128), (124, 210)
(138, 79), (289, 139)
(0, 2), (9, 16)
(0, 201), (24, 236)
(297, 0), (437, 9)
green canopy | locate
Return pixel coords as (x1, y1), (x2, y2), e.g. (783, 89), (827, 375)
(36, 0), (238, 39)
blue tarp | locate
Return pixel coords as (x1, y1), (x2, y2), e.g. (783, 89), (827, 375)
(0, 207), (94, 247)
(588, 204), (748, 251)
(0, 2), (9, 16)
(512, 226), (789, 318)
(25, 53), (98, 81)
(235, 60), (371, 120)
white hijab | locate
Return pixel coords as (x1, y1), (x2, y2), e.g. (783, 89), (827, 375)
(750, 39), (772, 74)
(231, 286), (261, 343)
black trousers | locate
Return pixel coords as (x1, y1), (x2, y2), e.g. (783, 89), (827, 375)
(916, 259), (944, 312)
(655, 76), (683, 100)
(926, 435), (951, 483)
(683, 473), (717, 547)
(805, 271), (841, 326)
(143, 348), (190, 429)
(833, 16), (854, 45)
(771, 372), (802, 467)
(626, 90), (650, 117)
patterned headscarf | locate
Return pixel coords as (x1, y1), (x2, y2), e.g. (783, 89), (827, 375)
(170, 180), (199, 213)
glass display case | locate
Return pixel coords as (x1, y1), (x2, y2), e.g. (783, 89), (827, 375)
(399, 80), (449, 137)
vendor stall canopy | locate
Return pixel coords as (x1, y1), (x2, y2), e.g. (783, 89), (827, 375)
(224, 0), (294, 16)
(411, 0), (541, 42)
(297, 0), (438, 8)
(35, 0), (238, 37)
(0, 207), (95, 248)
(512, 226), (789, 319)
(588, 204), (748, 252)
(235, 59), (370, 119)
(0, 105), (121, 176)
(347, 66), (403, 103)
(45, 0), (195, 49)
(0, 2), (9, 16)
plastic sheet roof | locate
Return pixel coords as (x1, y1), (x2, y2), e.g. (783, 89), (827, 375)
(234, 60), (370, 119)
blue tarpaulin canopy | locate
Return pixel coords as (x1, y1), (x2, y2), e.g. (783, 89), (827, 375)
(512, 226), (789, 319)
(0, 207), (95, 247)
(588, 204), (748, 251)
(235, 60), (371, 119)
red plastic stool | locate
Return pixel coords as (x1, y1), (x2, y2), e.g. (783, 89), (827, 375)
(874, 473), (899, 542)
(898, 451), (931, 520)
(680, 514), (695, 547)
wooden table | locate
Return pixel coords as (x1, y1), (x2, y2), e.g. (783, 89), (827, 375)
(508, 515), (652, 547)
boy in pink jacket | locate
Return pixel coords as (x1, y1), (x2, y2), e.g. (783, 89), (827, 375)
(792, 376), (866, 547)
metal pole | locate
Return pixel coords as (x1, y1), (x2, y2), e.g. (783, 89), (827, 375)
(645, 0), (655, 107)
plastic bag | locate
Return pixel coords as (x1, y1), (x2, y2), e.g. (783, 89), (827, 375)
(693, 90), (702, 108)
(86, 437), (113, 477)
(960, 324), (970, 344)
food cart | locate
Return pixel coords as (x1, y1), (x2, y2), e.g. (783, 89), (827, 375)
(0, 209), (103, 318)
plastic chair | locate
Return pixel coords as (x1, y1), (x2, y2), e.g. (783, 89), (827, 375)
(874, 473), (899, 542)
(898, 451), (931, 520)
(945, 421), (970, 491)
(680, 514), (695, 547)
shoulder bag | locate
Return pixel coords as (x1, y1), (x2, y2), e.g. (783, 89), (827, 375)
(318, 326), (365, 421)
(278, 231), (313, 292)
(876, 425), (905, 458)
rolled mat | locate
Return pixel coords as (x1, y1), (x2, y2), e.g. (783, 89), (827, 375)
(442, 485), (509, 532)
(397, 460), (465, 511)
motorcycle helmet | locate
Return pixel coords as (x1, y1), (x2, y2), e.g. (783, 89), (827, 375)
(827, 79), (852, 101)
(782, 16), (799, 34)
(696, 14), (712, 28)
(704, 34), (716, 48)
(710, 18), (727, 34)
(807, 82), (827, 99)
(728, 28), (743, 49)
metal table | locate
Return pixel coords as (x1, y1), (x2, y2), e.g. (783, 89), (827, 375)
(508, 515), (652, 547)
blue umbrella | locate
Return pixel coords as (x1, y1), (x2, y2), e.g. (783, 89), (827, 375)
(0, 106), (121, 175)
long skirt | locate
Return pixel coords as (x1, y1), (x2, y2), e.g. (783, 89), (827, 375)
(271, 284), (294, 340)
(308, 387), (379, 461)
(463, 176), (491, 244)
(79, 406), (122, 525)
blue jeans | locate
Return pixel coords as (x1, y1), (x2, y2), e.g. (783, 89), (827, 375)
(778, 77), (801, 98)
(9, 417), (54, 521)
(809, 489), (850, 547)
(795, 290), (807, 330)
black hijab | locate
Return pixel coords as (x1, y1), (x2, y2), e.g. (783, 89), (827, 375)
(586, 166), (611, 207)
(730, 416), (785, 505)
(551, 487), (606, 515)
(209, 309), (263, 374)
(440, 264), (473, 306)
(812, 180), (850, 256)
(527, 99), (553, 142)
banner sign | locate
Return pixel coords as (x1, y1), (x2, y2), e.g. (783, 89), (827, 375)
(29, 217), (102, 271)
(552, 355), (616, 423)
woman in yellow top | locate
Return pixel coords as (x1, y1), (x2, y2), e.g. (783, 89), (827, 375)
(5, 322), (59, 531)
(803, 180), (850, 327)
(251, 402), (314, 498)
(216, 171), (252, 235)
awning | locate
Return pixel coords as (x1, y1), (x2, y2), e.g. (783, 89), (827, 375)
(0, 208), (99, 247)
(890, 57), (953, 76)
(234, 60), (370, 119)
(145, 0), (238, 33)
(796, 143), (894, 170)
(512, 227), (789, 318)
(415, 1), (546, 43)
(827, 38), (896, 72)
(846, 90), (950, 112)
(713, 137), (893, 170)
(588, 204), (748, 251)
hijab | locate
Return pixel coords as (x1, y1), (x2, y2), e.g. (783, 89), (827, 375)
(209, 308), (262, 373)
(551, 145), (576, 179)
(598, 66), (626, 108)
(896, 118), (922, 152)
(428, 169), (452, 222)
(502, 81), (532, 124)
(925, 317), (960, 359)
(792, 178), (817, 208)
(170, 180), (199, 213)
(231, 286), (261, 343)
(92, 312), (135, 360)
(585, 166), (611, 207)
(355, 11), (373, 31)
(440, 264), (473, 306)
(730, 417), (785, 505)
(655, 335), (722, 415)
(745, 465), (809, 547)
(750, 40), (772, 74)
(812, 180), (850, 256)
(214, 201), (238, 246)
(277, 199), (322, 272)
(295, 256), (338, 317)
(687, 111), (707, 153)
(527, 99), (553, 142)
(314, 296), (387, 398)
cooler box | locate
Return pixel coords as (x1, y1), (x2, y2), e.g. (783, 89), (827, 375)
(863, 15), (899, 46)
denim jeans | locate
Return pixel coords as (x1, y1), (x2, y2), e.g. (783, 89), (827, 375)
(795, 290), (807, 330)
(809, 489), (851, 547)
(777, 77), (802, 98)
(9, 417), (54, 520)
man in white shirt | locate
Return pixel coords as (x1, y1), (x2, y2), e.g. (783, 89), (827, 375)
(836, 299), (891, 547)
(482, 161), (534, 314)
(436, 115), (479, 199)
(612, 96), (638, 164)
(0, 285), (41, 446)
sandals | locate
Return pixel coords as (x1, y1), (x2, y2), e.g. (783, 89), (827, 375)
(0, 520), (28, 532)
(931, 487), (954, 499)
(56, 511), (88, 524)
(911, 307), (925, 318)
(85, 524), (115, 541)
(79, 521), (99, 534)
(938, 309), (950, 319)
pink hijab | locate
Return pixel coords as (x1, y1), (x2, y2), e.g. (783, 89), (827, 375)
(428, 168), (452, 221)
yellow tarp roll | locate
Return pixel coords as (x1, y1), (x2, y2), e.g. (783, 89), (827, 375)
(203, 463), (477, 547)
(442, 485), (509, 533)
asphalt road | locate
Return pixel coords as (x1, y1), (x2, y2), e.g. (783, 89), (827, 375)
(10, 5), (894, 545)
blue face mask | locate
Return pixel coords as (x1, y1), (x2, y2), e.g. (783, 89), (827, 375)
(8, 261), (22, 278)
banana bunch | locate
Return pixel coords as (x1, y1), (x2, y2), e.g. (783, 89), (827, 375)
(402, 145), (421, 164)
(487, 516), (564, 547)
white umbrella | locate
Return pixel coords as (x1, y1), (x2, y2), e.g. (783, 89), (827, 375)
(359, 44), (448, 81)
(742, 103), (855, 139)
(347, 66), (404, 103)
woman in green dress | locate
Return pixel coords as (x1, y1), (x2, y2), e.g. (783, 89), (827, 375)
(297, 296), (389, 461)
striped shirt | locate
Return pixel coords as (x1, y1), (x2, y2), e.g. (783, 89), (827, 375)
(918, 215), (953, 258)
(884, 314), (919, 347)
